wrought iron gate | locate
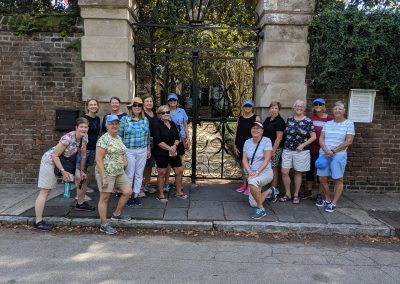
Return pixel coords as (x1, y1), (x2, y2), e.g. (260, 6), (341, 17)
(132, 0), (260, 182)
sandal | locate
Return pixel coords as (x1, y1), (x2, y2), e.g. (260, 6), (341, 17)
(279, 195), (291, 202)
(156, 196), (168, 203)
(175, 193), (188, 200)
(292, 196), (300, 204)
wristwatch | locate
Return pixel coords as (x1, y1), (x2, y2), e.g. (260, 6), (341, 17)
(60, 168), (65, 172)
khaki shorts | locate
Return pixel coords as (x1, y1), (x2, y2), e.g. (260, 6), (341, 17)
(38, 155), (58, 189)
(282, 149), (310, 172)
(95, 172), (130, 193)
(248, 170), (273, 189)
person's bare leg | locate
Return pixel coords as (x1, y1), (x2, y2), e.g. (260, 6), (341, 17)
(113, 184), (131, 216)
(332, 178), (344, 205)
(165, 165), (171, 185)
(143, 167), (152, 185)
(249, 185), (264, 208)
(35, 188), (51, 223)
(272, 167), (279, 188)
(98, 192), (110, 225)
(319, 176), (331, 202)
(157, 168), (167, 199)
(173, 166), (184, 195)
(281, 168), (291, 198)
(294, 171), (303, 197)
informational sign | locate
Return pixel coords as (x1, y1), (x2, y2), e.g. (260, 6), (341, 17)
(348, 89), (377, 123)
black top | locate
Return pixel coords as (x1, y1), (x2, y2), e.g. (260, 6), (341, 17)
(235, 114), (257, 149)
(153, 119), (180, 156)
(101, 112), (128, 133)
(144, 111), (158, 137)
(263, 114), (286, 148)
(83, 114), (100, 150)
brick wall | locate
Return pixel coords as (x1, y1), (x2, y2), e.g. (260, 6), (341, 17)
(0, 29), (84, 183)
(307, 90), (400, 192)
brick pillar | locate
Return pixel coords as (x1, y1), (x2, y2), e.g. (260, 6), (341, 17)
(254, 0), (315, 118)
(78, 0), (136, 113)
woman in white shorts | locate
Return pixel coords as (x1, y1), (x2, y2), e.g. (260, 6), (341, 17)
(280, 100), (316, 204)
(34, 118), (89, 232)
(242, 121), (275, 220)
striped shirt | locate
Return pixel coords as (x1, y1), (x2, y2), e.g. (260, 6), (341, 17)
(118, 116), (150, 149)
(321, 119), (355, 154)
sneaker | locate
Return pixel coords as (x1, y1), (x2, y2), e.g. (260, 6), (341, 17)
(267, 187), (279, 203)
(32, 220), (53, 232)
(75, 195), (92, 201)
(127, 197), (142, 207)
(74, 201), (96, 211)
(315, 199), (331, 207)
(325, 203), (337, 213)
(300, 190), (313, 200)
(235, 184), (247, 193)
(251, 208), (267, 219)
(243, 188), (250, 196)
(110, 213), (131, 222)
(163, 184), (170, 193)
(100, 223), (117, 235)
(315, 193), (322, 203)
(137, 191), (146, 198)
(143, 184), (157, 194)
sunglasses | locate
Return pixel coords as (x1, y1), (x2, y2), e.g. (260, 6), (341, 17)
(243, 104), (253, 108)
(168, 99), (178, 102)
(132, 103), (143, 108)
(313, 102), (324, 106)
(159, 111), (170, 115)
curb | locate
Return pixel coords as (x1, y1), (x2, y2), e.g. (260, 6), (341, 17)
(0, 216), (393, 237)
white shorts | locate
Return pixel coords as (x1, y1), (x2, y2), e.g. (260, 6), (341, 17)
(248, 170), (273, 189)
(37, 155), (58, 189)
(281, 149), (310, 172)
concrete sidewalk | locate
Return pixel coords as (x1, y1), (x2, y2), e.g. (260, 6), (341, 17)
(0, 182), (399, 236)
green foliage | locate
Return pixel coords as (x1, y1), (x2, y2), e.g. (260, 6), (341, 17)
(15, 14), (77, 34)
(309, 8), (400, 101)
(315, 0), (399, 13)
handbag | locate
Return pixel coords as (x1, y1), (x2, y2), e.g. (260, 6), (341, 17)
(54, 137), (83, 177)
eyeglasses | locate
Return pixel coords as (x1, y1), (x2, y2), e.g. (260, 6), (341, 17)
(168, 99), (178, 102)
(132, 104), (143, 108)
(294, 105), (305, 108)
(159, 111), (170, 115)
(243, 104), (253, 108)
(313, 102), (324, 106)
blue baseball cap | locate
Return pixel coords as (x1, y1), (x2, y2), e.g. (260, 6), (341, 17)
(315, 154), (329, 169)
(168, 93), (178, 101)
(106, 114), (120, 124)
(313, 98), (325, 104)
(242, 100), (254, 107)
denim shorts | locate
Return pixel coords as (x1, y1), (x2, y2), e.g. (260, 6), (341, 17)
(317, 153), (347, 180)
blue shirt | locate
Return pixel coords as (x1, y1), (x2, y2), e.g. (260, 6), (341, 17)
(169, 107), (188, 140)
(118, 116), (150, 149)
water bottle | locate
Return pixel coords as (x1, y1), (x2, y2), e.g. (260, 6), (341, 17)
(64, 182), (71, 198)
(63, 173), (74, 198)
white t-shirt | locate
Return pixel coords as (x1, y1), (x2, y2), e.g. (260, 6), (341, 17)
(243, 137), (273, 174)
(321, 119), (355, 154)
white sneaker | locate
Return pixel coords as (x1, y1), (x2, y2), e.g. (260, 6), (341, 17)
(144, 184), (157, 194)
(137, 191), (146, 198)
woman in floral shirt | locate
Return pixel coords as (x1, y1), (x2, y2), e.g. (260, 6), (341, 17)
(34, 118), (89, 232)
(280, 99), (316, 204)
(96, 115), (132, 235)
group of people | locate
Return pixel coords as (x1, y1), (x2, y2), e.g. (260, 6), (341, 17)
(234, 98), (355, 219)
(33, 94), (355, 232)
(33, 94), (190, 234)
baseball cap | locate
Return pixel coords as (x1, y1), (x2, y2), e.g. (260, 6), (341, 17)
(313, 98), (326, 104)
(167, 93), (178, 101)
(242, 100), (254, 107)
(251, 121), (264, 128)
(106, 114), (120, 124)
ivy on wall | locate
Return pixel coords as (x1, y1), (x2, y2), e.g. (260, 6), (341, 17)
(309, 8), (400, 102)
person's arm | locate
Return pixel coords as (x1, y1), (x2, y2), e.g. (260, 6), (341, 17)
(332, 134), (354, 153)
(297, 132), (316, 151)
(79, 144), (87, 180)
(319, 131), (333, 157)
(234, 118), (240, 156)
(242, 148), (252, 175)
(51, 143), (70, 182)
(255, 150), (272, 175)
(95, 146), (108, 189)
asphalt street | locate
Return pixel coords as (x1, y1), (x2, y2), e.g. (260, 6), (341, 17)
(0, 228), (399, 284)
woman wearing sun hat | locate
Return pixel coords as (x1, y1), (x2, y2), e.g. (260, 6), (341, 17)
(301, 98), (333, 200)
(118, 97), (151, 207)
(234, 100), (260, 195)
